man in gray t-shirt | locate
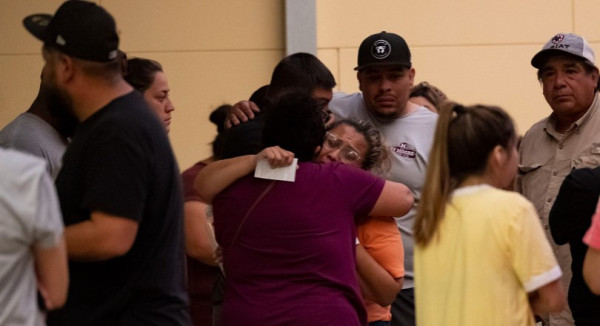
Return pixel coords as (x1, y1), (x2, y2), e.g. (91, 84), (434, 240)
(329, 31), (438, 326)
(0, 73), (77, 179)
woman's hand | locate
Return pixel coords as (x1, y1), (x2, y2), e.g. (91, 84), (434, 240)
(256, 146), (295, 168)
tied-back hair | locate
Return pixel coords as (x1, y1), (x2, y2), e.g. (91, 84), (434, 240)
(209, 104), (232, 160)
(122, 57), (163, 92)
(262, 90), (326, 162)
(327, 119), (390, 174)
(414, 102), (516, 247)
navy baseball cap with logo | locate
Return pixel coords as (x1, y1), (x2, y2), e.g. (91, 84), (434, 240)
(531, 33), (595, 69)
(355, 31), (412, 71)
(23, 0), (119, 62)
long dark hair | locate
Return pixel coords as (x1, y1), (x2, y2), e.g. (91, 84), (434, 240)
(123, 58), (163, 92)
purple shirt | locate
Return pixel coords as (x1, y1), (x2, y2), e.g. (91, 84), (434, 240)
(213, 162), (385, 326)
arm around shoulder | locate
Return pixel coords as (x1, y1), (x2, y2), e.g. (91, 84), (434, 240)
(368, 181), (414, 217)
(195, 155), (257, 203)
(195, 146), (295, 203)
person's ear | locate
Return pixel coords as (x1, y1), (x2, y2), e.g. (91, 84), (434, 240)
(314, 145), (322, 155)
(490, 145), (507, 168)
(408, 67), (416, 85)
(55, 54), (75, 84)
(357, 71), (364, 92)
(591, 68), (599, 91)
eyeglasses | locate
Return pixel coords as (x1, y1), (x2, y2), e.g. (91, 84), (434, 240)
(323, 132), (362, 163)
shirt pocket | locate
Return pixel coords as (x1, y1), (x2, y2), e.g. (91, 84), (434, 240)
(571, 144), (600, 169)
(518, 163), (542, 175)
(517, 163), (542, 194)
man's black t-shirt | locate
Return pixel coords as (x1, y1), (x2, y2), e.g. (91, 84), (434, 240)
(49, 91), (190, 326)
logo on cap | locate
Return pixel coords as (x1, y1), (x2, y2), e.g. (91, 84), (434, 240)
(108, 50), (118, 60)
(56, 35), (66, 46)
(551, 34), (565, 44)
(371, 40), (391, 60)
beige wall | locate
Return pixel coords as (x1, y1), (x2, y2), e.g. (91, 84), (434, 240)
(2, 0), (600, 169)
(317, 0), (600, 136)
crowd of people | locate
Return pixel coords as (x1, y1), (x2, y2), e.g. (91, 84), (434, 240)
(1, 1), (600, 326)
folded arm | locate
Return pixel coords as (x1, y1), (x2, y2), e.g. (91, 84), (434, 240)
(65, 211), (139, 261)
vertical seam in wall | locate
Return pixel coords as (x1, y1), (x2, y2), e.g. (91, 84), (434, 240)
(572, 0), (576, 32)
(337, 47), (342, 91)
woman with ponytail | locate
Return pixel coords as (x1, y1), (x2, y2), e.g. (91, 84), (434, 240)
(413, 102), (565, 325)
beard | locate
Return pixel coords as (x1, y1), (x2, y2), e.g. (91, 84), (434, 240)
(368, 105), (402, 123)
(42, 76), (78, 139)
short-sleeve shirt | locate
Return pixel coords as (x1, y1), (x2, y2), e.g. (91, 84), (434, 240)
(0, 112), (68, 179)
(213, 162), (385, 326)
(48, 92), (190, 326)
(0, 148), (63, 326)
(357, 216), (404, 322)
(415, 185), (561, 326)
(584, 199), (600, 249)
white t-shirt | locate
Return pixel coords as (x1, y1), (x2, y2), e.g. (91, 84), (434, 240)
(0, 148), (64, 326)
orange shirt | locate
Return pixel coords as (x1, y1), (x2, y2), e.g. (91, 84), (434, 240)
(357, 216), (404, 322)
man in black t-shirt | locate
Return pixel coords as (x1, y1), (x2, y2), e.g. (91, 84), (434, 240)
(24, 2), (190, 325)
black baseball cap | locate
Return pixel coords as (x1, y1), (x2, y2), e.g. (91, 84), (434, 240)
(355, 31), (411, 71)
(23, 0), (119, 62)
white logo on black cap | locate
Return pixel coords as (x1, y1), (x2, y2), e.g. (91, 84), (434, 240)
(56, 35), (66, 46)
(371, 40), (391, 60)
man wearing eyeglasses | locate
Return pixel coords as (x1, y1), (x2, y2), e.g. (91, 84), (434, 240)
(328, 32), (438, 326)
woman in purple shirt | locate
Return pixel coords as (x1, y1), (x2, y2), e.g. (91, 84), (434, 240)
(196, 91), (413, 326)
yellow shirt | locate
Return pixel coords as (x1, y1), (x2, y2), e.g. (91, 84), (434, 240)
(415, 185), (561, 326)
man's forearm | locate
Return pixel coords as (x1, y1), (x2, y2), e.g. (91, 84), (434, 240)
(65, 212), (139, 261)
